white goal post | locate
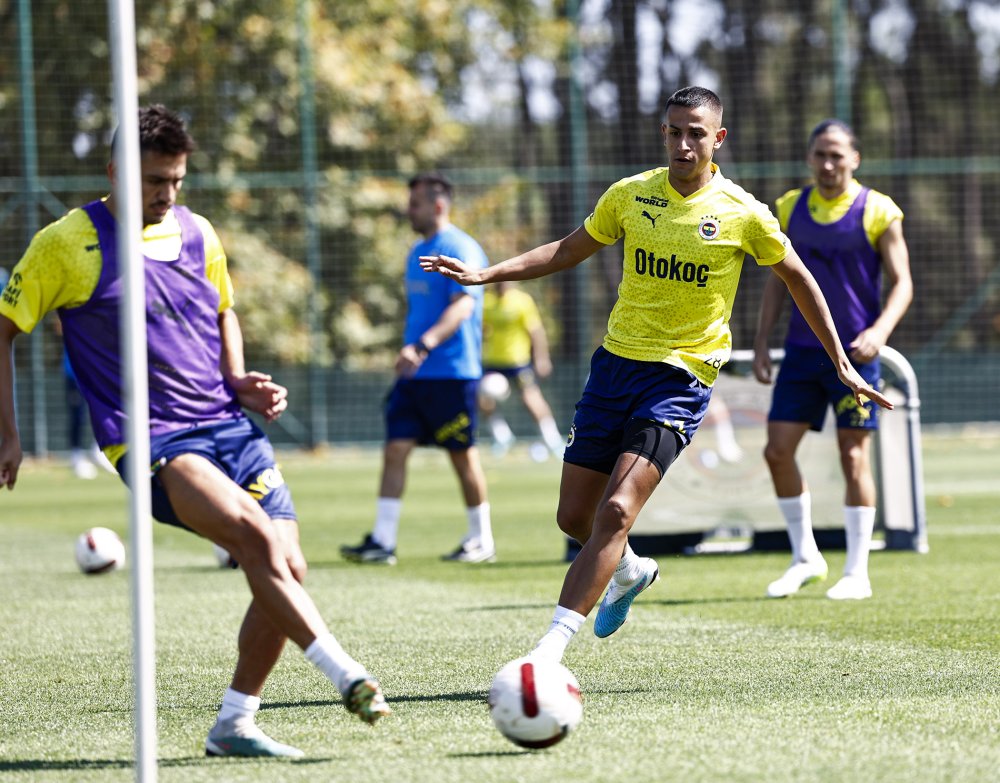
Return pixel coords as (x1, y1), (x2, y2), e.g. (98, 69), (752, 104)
(630, 346), (928, 555)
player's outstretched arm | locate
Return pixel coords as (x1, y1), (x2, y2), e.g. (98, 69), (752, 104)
(770, 252), (893, 411)
(420, 226), (604, 285)
(751, 272), (787, 385)
(218, 308), (288, 422)
(0, 316), (24, 490)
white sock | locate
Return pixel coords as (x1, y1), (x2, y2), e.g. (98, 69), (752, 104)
(843, 505), (876, 579)
(372, 498), (402, 551)
(532, 606), (586, 662)
(614, 542), (644, 585)
(538, 416), (564, 453)
(304, 633), (368, 696)
(489, 416), (515, 446)
(467, 502), (493, 549)
(216, 687), (260, 729)
(778, 493), (821, 563)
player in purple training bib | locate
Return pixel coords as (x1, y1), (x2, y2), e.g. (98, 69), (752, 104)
(0, 105), (390, 757)
(753, 119), (913, 601)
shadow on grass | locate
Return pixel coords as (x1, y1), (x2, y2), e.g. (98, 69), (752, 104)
(261, 689), (488, 712)
(0, 755), (332, 772)
(300, 558), (568, 571)
(448, 750), (535, 758)
(649, 595), (775, 607)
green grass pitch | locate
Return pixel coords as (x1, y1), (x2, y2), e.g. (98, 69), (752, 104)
(0, 432), (998, 782)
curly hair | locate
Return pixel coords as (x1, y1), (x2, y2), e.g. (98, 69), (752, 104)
(112, 104), (196, 158)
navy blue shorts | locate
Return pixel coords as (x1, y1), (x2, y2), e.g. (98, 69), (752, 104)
(769, 344), (880, 431)
(483, 364), (537, 391)
(564, 347), (712, 475)
(116, 416), (296, 531)
(385, 378), (479, 450)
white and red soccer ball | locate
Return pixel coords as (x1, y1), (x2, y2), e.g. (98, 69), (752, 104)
(74, 527), (126, 574)
(488, 656), (583, 748)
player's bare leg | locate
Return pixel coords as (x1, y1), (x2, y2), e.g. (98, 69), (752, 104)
(534, 456), (661, 659)
(160, 456), (326, 647)
(559, 453), (661, 615)
(159, 455), (390, 752)
(763, 421), (828, 597)
(378, 438), (416, 499)
(444, 446), (495, 562)
(554, 462), (608, 544)
(230, 521), (306, 696)
(341, 439), (415, 564)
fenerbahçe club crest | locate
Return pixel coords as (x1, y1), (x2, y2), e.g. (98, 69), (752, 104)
(698, 217), (720, 241)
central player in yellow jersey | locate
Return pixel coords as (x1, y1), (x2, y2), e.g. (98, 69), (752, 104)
(421, 86), (892, 661)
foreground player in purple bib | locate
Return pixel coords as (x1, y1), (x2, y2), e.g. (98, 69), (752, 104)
(753, 119), (913, 601)
(0, 105), (390, 757)
(421, 87), (893, 665)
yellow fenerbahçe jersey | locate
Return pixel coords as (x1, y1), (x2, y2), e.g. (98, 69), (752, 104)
(775, 178), (903, 243)
(0, 200), (232, 336)
(584, 164), (788, 386)
(482, 288), (542, 368)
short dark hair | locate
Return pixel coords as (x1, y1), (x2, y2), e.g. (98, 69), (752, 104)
(408, 171), (453, 203)
(111, 104), (196, 158)
(808, 119), (858, 152)
(664, 86), (724, 119)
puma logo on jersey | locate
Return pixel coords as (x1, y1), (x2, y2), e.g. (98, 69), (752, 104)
(641, 211), (660, 227)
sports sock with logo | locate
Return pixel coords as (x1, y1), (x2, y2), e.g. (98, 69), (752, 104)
(531, 606), (586, 662)
(614, 542), (644, 585)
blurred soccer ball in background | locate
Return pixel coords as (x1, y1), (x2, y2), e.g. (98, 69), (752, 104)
(74, 527), (126, 574)
(479, 372), (511, 403)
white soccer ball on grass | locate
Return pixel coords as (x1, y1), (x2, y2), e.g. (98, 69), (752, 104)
(488, 656), (583, 748)
(74, 527), (126, 574)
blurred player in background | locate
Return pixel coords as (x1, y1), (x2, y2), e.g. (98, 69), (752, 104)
(421, 87), (891, 664)
(753, 119), (913, 601)
(0, 105), (389, 758)
(480, 280), (564, 460)
(340, 172), (495, 565)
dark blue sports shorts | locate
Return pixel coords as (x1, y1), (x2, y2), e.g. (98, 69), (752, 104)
(769, 343), (880, 431)
(116, 416), (297, 530)
(564, 347), (712, 475)
(385, 378), (479, 450)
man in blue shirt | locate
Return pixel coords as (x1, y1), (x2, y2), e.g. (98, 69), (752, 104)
(341, 173), (494, 564)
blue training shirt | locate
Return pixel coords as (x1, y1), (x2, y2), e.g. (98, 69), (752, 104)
(404, 224), (487, 380)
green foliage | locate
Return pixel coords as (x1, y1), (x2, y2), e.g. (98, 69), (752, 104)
(220, 227), (331, 365)
(3, 1), (1000, 377)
